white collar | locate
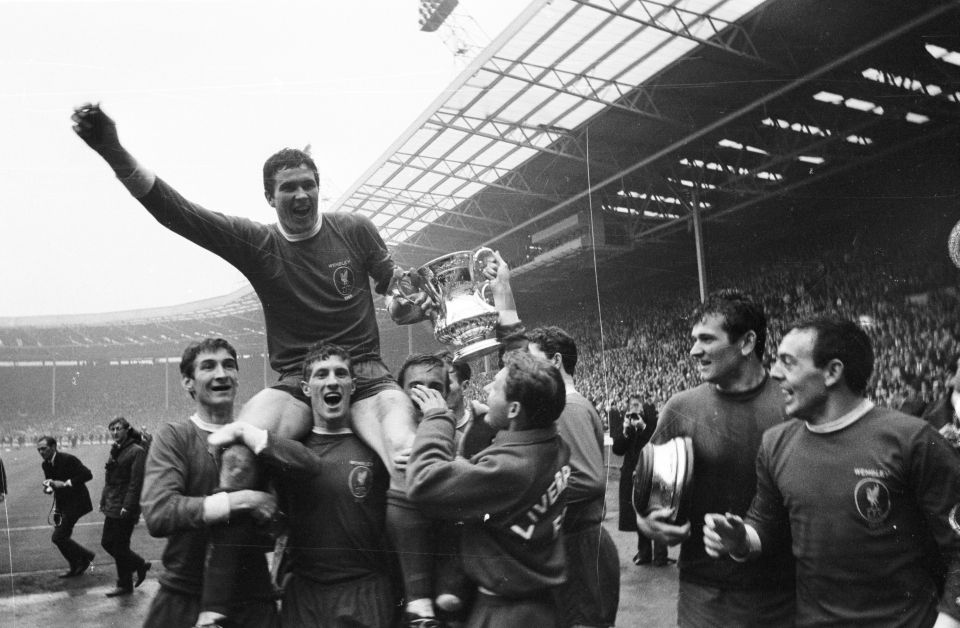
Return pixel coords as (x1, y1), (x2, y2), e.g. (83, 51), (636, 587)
(189, 413), (228, 433)
(277, 215), (322, 242)
(951, 389), (960, 420)
(311, 426), (353, 436)
(806, 398), (874, 433)
(456, 406), (471, 430)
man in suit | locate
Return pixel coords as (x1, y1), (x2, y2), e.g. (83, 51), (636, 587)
(37, 435), (96, 578)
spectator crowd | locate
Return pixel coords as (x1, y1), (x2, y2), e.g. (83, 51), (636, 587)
(3, 230), (958, 442)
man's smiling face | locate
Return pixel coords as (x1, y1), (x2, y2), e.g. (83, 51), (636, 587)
(184, 348), (239, 411)
(302, 354), (353, 427)
(267, 165), (320, 236)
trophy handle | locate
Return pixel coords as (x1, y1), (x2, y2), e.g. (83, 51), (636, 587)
(415, 266), (446, 320)
(476, 281), (494, 307)
(472, 247), (497, 283)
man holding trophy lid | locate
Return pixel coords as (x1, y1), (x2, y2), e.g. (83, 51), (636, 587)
(636, 290), (795, 627)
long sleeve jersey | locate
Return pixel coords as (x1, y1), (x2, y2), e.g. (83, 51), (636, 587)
(138, 178), (396, 374)
(748, 406), (960, 626)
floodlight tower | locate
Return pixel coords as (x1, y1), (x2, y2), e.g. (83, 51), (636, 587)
(418, 0), (487, 61)
(418, 0), (458, 32)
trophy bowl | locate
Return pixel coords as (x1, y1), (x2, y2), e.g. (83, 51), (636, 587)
(632, 436), (694, 524)
(415, 247), (500, 363)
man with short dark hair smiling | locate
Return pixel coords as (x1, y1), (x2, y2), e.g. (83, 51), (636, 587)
(637, 290), (795, 627)
(140, 338), (279, 628)
(705, 318), (960, 627)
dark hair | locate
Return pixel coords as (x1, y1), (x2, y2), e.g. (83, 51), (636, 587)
(399, 353), (449, 393)
(434, 350), (472, 384)
(179, 338), (238, 379)
(37, 435), (57, 448)
(108, 416), (130, 431)
(791, 317), (874, 396)
(263, 148), (319, 198)
(503, 351), (566, 429)
(301, 343), (353, 381)
(526, 326), (578, 375)
(692, 289), (767, 360)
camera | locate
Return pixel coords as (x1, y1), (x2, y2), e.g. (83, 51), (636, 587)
(625, 412), (645, 432)
(43, 480), (54, 494)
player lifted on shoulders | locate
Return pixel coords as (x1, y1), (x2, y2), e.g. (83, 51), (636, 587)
(71, 103), (431, 487)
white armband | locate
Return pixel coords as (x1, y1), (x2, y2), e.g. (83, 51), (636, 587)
(202, 491), (231, 525)
(730, 524), (762, 562)
(497, 310), (520, 326)
(245, 425), (269, 455)
(117, 163), (157, 199)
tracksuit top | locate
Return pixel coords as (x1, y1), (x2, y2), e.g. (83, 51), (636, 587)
(407, 407), (571, 598)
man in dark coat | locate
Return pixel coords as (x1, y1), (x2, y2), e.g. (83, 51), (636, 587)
(37, 435), (96, 577)
(0, 454), (7, 502)
(100, 416), (151, 596)
(610, 393), (668, 565)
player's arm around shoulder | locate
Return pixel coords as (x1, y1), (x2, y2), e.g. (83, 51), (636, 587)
(257, 431), (323, 478)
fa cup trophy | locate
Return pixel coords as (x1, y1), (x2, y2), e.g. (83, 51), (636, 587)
(411, 247), (501, 363)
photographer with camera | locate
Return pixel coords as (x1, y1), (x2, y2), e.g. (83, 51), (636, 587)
(37, 436), (96, 578)
(610, 394), (668, 565)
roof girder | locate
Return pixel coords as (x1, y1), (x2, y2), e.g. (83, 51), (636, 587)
(484, 0), (960, 250)
(483, 56), (679, 125)
(572, 0), (774, 68)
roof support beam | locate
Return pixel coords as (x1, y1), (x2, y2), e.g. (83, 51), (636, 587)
(573, 0), (771, 67)
(639, 121), (960, 240)
(427, 109), (594, 165)
(484, 2), (959, 248)
(483, 56), (677, 124)
(388, 153), (560, 200)
(367, 185), (518, 228)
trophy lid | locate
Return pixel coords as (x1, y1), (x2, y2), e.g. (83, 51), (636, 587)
(632, 436), (694, 524)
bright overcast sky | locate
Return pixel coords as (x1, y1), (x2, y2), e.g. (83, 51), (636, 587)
(0, 0), (524, 317)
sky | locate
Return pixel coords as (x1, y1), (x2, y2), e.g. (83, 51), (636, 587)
(0, 0), (524, 318)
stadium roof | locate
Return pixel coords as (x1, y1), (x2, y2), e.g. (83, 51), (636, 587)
(333, 0), (770, 255)
(3, 0), (959, 357)
(336, 0), (960, 291)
